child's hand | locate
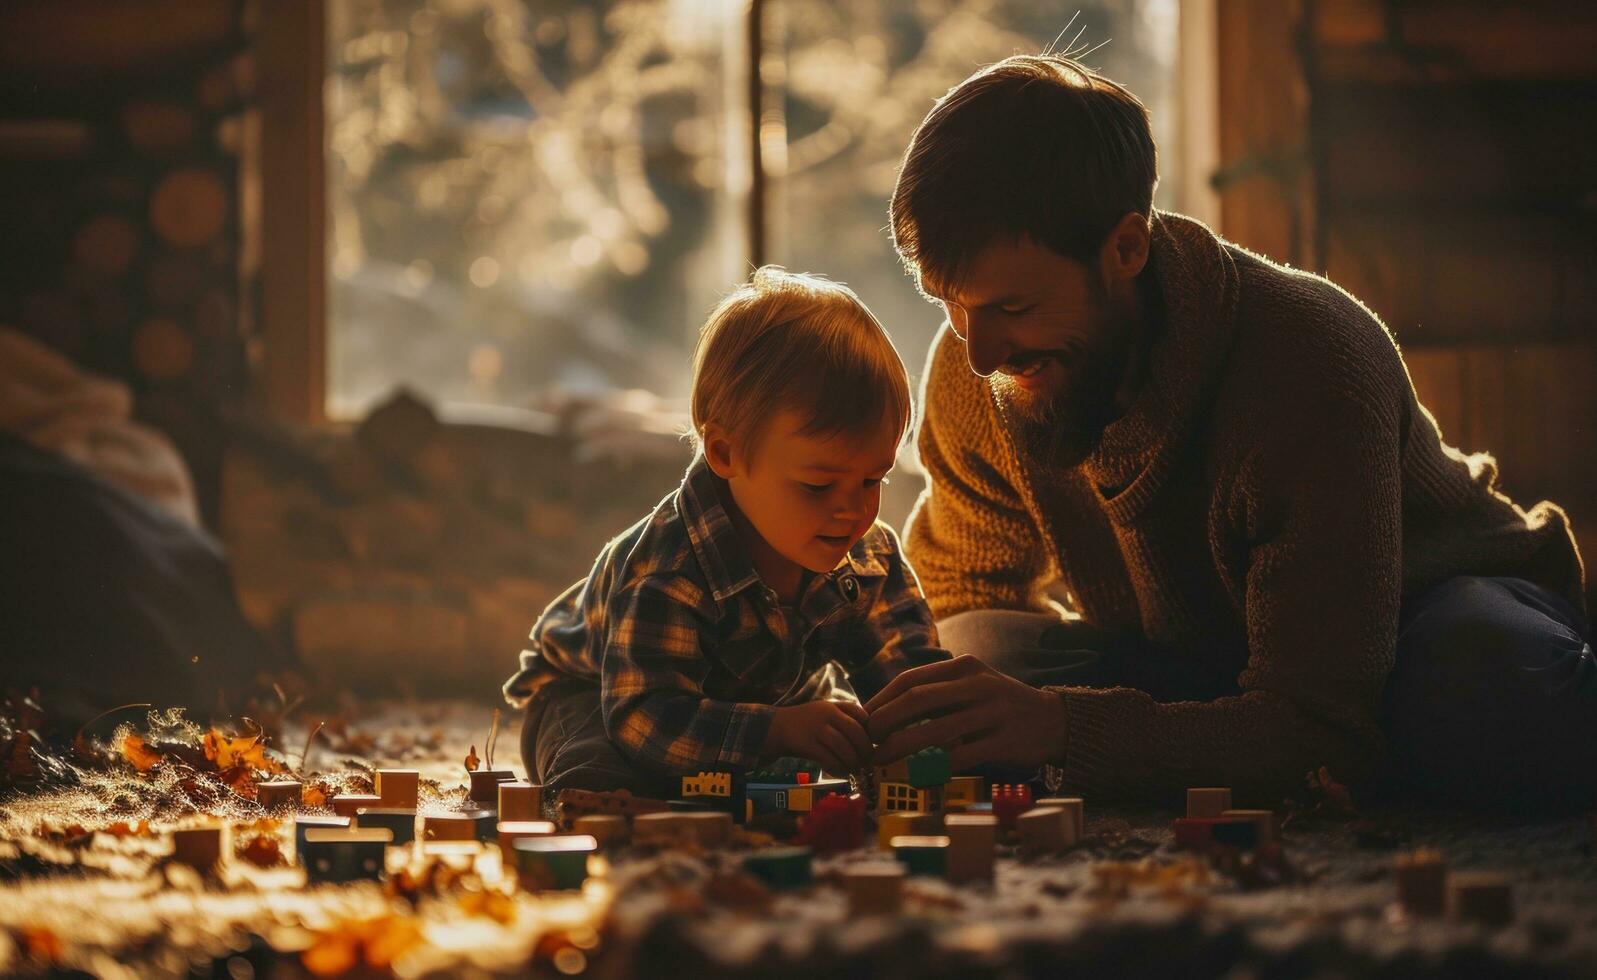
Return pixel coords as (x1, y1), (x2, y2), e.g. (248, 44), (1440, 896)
(764, 700), (873, 776)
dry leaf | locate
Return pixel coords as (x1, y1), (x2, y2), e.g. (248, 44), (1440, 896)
(464, 745), (480, 773)
(120, 732), (160, 773)
(239, 835), (285, 868)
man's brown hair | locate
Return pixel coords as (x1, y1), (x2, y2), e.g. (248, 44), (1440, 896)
(890, 55), (1158, 293)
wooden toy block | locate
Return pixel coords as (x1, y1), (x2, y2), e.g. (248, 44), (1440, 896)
(1221, 809), (1277, 845)
(301, 827), (391, 883)
(497, 781), (543, 822)
(1036, 797), (1085, 843)
(497, 819), (557, 861)
(742, 846), (813, 890)
(256, 780), (302, 810)
(331, 794), (381, 818)
(838, 864), (906, 916)
(943, 813), (997, 884)
(354, 807), (417, 846)
(420, 841), (483, 870)
(633, 811), (688, 844)
(171, 825), (226, 872)
(1172, 816), (1257, 851)
(680, 810), (734, 846)
(293, 815), (351, 857)
(1395, 849), (1448, 917)
(423, 813), (477, 842)
(373, 769), (420, 809)
(1447, 871), (1514, 926)
(891, 834), (951, 877)
(573, 814), (629, 847)
(469, 769), (517, 806)
(877, 810), (936, 849)
(944, 775), (983, 808)
(1016, 806), (1070, 853)
(991, 784), (1033, 831)
(513, 835), (598, 891)
(464, 808), (500, 841)
(1186, 787), (1233, 818)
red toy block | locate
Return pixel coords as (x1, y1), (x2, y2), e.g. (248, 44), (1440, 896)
(990, 784), (1034, 831)
(796, 771), (811, 785)
(1172, 816), (1258, 851)
(795, 792), (866, 854)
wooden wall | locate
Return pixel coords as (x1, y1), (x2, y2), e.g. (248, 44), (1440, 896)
(1216, 0), (1596, 612)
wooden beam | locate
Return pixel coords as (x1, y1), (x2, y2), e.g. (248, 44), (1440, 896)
(257, 0), (326, 425)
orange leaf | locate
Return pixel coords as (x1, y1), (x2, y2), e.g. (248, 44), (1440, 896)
(464, 745), (480, 773)
(238, 835), (285, 868)
(301, 783), (329, 809)
(120, 732), (160, 773)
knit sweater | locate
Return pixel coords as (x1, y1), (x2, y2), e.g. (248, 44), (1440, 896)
(905, 211), (1586, 805)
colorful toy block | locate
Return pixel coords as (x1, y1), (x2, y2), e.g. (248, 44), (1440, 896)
(891, 834), (951, 877)
(422, 813), (476, 842)
(1447, 872), (1514, 926)
(944, 775), (983, 809)
(498, 781), (542, 822)
(373, 769), (419, 809)
(1221, 809), (1277, 845)
(991, 784), (1033, 831)
(944, 813), (997, 884)
(633, 811), (688, 844)
(468, 769), (516, 806)
(171, 824), (226, 872)
(331, 793), (381, 818)
(573, 814), (629, 847)
(838, 864), (906, 916)
(1395, 849), (1448, 917)
(1016, 806), (1070, 853)
(301, 827), (391, 883)
(497, 819), (557, 861)
(742, 846), (812, 890)
(680, 811), (734, 846)
(877, 810), (937, 850)
(293, 815), (351, 857)
(680, 767), (749, 823)
(512, 835), (597, 891)
(1035, 797), (1085, 843)
(354, 807), (417, 846)
(1172, 815), (1257, 851)
(1186, 787), (1233, 818)
(256, 780), (302, 810)
(746, 776), (851, 816)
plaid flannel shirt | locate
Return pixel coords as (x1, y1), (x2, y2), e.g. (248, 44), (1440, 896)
(502, 454), (951, 773)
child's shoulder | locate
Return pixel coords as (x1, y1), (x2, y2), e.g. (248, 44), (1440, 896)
(588, 483), (710, 597)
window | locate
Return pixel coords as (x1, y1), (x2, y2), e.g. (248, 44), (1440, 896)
(326, 0), (1189, 420)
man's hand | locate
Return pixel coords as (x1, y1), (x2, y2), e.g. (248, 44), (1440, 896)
(764, 700), (873, 776)
(865, 655), (1066, 771)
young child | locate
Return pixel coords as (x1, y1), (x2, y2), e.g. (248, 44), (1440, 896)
(503, 266), (951, 796)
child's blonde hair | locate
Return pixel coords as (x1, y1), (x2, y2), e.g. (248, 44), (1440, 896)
(691, 266), (912, 460)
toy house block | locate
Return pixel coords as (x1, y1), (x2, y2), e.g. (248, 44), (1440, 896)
(257, 780), (302, 810)
(171, 824), (226, 872)
(512, 835), (597, 891)
(423, 813), (477, 842)
(573, 814), (629, 847)
(838, 864), (907, 916)
(680, 767), (749, 823)
(1221, 809), (1277, 845)
(877, 781), (941, 814)
(1186, 787), (1233, 818)
(891, 834), (951, 877)
(469, 769), (516, 806)
(498, 781), (542, 822)
(877, 810), (937, 850)
(991, 784), (1033, 831)
(742, 846), (812, 890)
(497, 819), (557, 861)
(747, 776), (851, 815)
(373, 769), (419, 809)
(1016, 806), (1071, 853)
(796, 793), (866, 854)
(332, 794), (381, 818)
(301, 827), (391, 883)
(354, 807), (417, 846)
(943, 814), (997, 884)
(944, 776), (982, 809)
(293, 815), (351, 858)
(1395, 849), (1448, 917)
(1036, 797), (1085, 843)
(1447, 871), (1514, 926)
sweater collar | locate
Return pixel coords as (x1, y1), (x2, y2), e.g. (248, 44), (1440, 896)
(1078, 211), (1241, 522)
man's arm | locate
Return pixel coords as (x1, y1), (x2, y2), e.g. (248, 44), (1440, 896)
(874, 392), (1399, 805)
(906, 325), (1052, 619)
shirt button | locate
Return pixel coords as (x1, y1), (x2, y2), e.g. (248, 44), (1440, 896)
(839, 576), (859, 601)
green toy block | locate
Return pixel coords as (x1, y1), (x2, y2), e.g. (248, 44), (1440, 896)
(742, 846), (813, 890)
(905, 747), (951, 789)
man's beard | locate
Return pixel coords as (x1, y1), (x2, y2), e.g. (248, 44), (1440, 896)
(992, 324), (1132, 472)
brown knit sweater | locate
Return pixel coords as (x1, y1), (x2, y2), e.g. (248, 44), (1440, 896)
(905, 211), (1586, 805)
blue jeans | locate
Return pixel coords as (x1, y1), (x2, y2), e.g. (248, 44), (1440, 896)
(939, 576), (1595, 812)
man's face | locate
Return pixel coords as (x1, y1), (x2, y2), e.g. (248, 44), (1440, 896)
(722, 409), (900, 574)
(923, 237), (1134, 469)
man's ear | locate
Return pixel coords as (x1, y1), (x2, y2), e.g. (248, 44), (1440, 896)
(701, 422), (738, 479)
(1099, 211), (1152, 282)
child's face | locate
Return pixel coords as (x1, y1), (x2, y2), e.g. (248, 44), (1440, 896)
(710, 409), (900, 575)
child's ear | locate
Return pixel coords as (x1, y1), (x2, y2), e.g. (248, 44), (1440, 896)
(701, 423), (737, 479)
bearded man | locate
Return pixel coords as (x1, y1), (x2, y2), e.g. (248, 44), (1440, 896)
(866, 55), (1591, 810)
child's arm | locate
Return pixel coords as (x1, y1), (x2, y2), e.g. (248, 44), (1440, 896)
(841, 530), (955, 702)
(599, 575), (778, 773)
